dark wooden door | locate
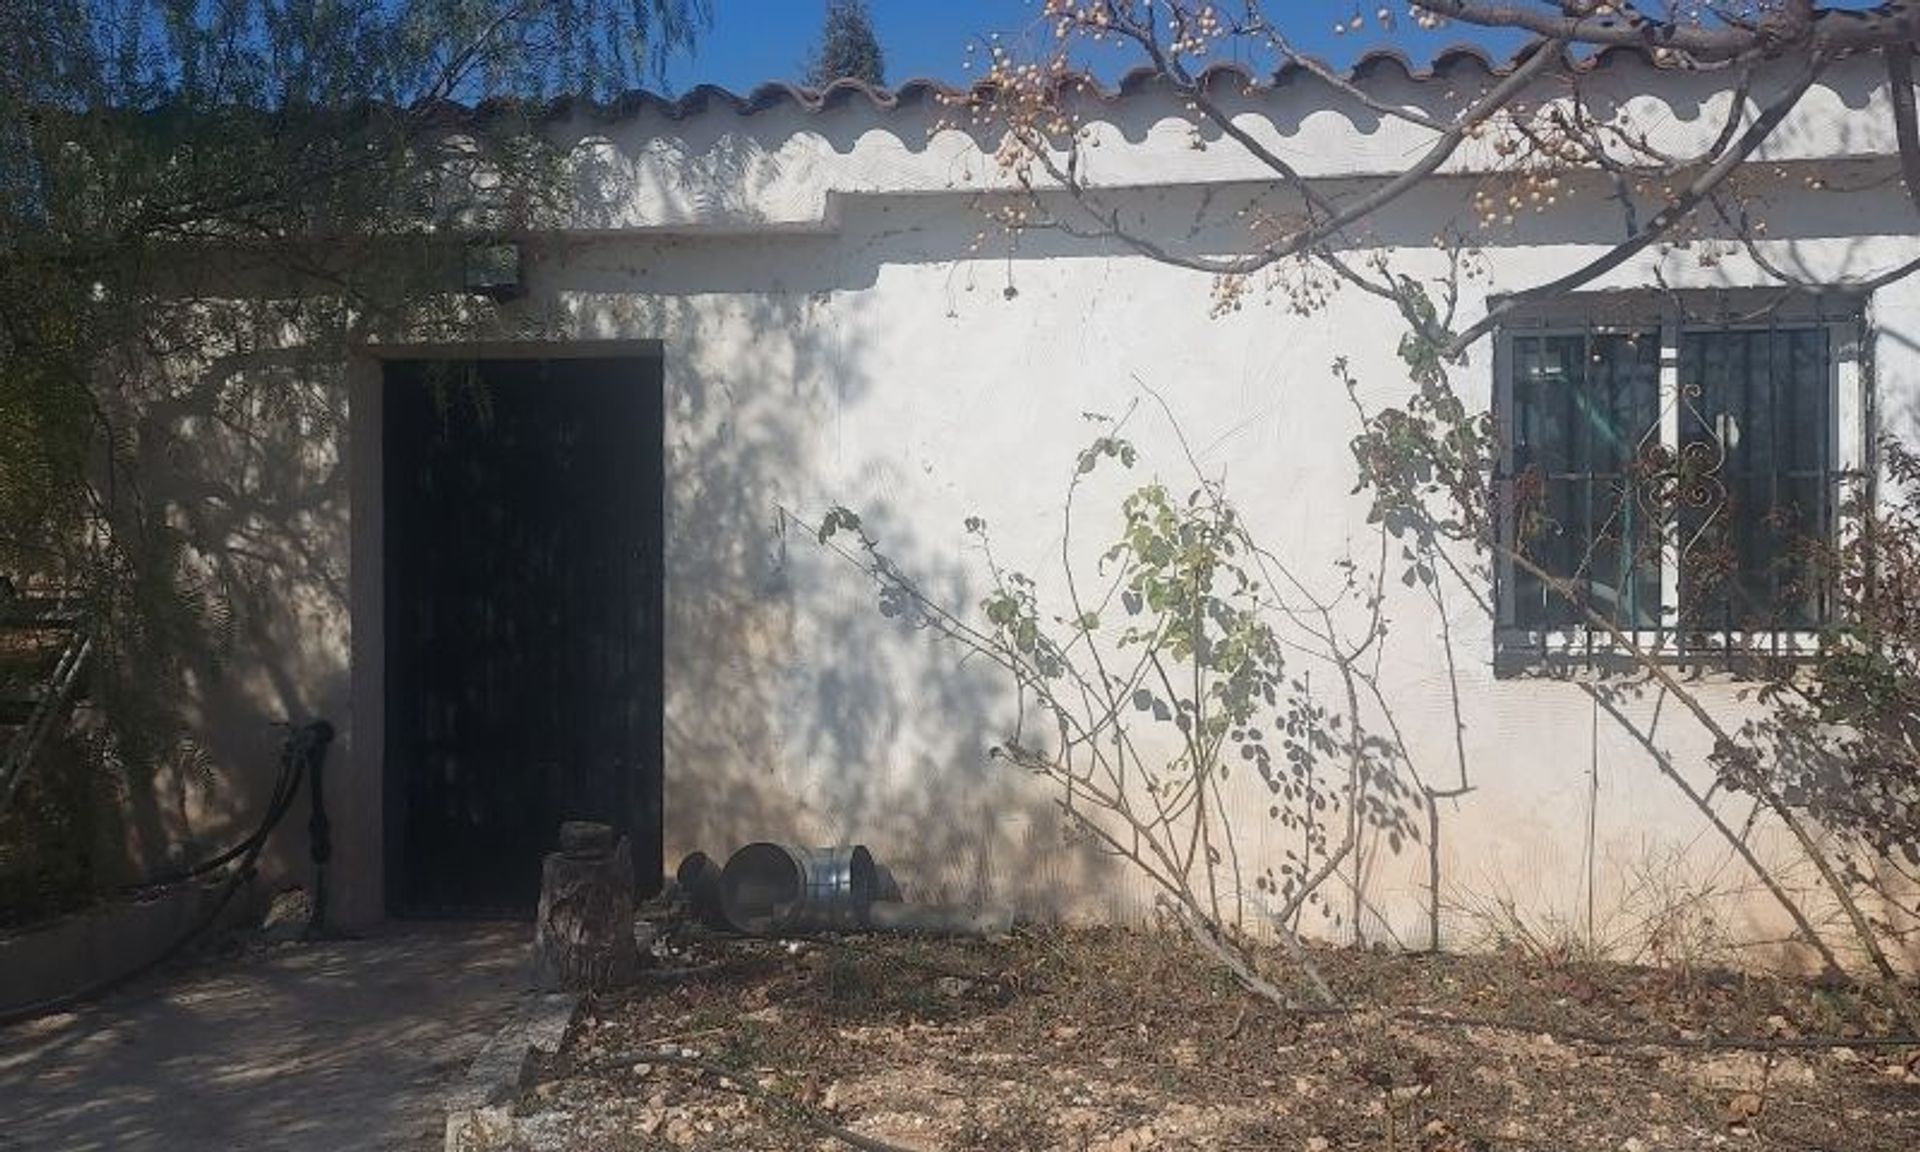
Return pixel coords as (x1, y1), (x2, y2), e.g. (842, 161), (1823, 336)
(382, 355), (663, 917)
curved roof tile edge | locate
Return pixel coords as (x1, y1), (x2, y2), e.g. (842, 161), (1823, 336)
(448, 41), (1751, 125)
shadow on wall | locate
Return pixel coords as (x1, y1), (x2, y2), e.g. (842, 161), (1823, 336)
(522, 169), (1920, 951)
(71, 323), (354, 892)
(43, 214), (1102, 926)
(525, 253), (1113, 919)
(73, 125), (1920, 953)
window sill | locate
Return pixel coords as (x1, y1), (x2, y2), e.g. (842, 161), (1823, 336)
(1493, 629), (1824, 680)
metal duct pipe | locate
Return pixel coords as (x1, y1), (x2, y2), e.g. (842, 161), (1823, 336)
(718, 843), (876, 935)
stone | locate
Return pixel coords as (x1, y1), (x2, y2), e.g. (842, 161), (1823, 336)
(1092, 1125), (1158, 1152)
(1688, 1052), (1814, 1091)
(1724, 1091), (1764, 1128)
(444, 992), (579, 1112)
(444, 1106), (514, 1152)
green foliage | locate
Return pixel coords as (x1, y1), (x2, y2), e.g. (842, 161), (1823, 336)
(815, 421), (1425, 956)
(0, 1), (708, 851)
(1103, 482), (1281, 732)
(1346, 289), (1499, 563)
(1737, 439), (1920, 886)
(805, 0), (886, 87)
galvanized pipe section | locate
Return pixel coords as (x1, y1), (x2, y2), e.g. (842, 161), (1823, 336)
(718, 843), (877, 935)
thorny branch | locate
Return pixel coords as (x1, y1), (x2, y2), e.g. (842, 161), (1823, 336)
(802, 389), (1438, 1011)
(961, 8), (1920, 1010)
(982, 3), (1920, 333)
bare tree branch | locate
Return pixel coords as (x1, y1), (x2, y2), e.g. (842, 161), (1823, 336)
(1412, 0), (1910, 60)
(1448, 54), (1823, 353)
(1091, 18), (1568, 270)
(1883, 42), (1920, 214)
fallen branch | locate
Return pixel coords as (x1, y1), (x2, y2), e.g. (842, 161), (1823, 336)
(1386, 1007), (1920, 1055)
(1159, 893), (1340, 1010)
(569, 1048), (920, 1152)
(1154, 903), (1917, 1053)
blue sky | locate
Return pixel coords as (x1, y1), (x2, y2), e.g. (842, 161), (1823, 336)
(656, 1), (1534, 93)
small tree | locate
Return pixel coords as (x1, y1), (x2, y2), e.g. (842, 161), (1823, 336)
(1743, 440), (1920, 930)
(806, 0), (886, 88)
(834, 0), (1920, 1022)
(0, 0), (708, 878)
(813, 404), (1421, 1007)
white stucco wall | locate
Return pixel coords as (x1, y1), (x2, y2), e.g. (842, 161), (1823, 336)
(296, 51), (1920, 967)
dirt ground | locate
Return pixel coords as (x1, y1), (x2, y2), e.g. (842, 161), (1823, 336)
(519, 927), (1920, 1152)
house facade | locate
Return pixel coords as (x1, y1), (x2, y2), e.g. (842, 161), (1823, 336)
(141, 48), (1919, 966)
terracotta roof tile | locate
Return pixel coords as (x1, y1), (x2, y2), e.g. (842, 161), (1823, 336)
(448, 42), (1686, 124)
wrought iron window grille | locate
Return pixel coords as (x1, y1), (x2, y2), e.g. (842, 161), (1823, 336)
(1491, 292), (1869, 675)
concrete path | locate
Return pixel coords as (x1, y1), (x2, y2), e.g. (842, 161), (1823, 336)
(0, 922), (530, 1152)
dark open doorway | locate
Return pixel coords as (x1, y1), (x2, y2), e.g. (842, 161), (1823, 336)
(382, 353), (664, 917)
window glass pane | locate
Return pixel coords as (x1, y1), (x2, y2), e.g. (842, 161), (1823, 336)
(1677, 327), (1829, 631)
(1512, 334), (1580, 477)
(1510, 331), (1661, 629)
(1787, 329), (1827, 472)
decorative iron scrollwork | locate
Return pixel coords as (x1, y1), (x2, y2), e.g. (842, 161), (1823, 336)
(1633, 381), (1729, 560)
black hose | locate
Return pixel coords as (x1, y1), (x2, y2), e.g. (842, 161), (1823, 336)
(0, 720), (335, 1029)
(129, 721), (329, 893)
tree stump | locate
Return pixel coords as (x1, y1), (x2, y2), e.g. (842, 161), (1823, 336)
(531, 821), (640, 992)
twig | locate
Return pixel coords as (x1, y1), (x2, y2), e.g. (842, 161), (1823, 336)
(1221, 1005), (1249, 1041)
(1388, 1007), (1920, 1054)
(1154, 911), (1920, 1054)
(1411, 0), (1899, 59)
(570, 1049), (920, 1152)
(1160, 893), (1339, 1010)
(1450, 54), (1825, 353)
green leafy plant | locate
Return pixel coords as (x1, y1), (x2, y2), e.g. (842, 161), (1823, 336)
(813, 406), (1425, 1006)
(960, 0), (1920, 1027)
(0, 0), (709, 904)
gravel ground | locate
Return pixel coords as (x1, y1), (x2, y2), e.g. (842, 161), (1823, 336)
(516, 926), (1920, 1151)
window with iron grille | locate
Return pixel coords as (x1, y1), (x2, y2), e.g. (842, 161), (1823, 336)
(1492, 295), (1867, 669)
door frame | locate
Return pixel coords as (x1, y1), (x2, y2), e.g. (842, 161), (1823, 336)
(343, 340), (665, 925)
